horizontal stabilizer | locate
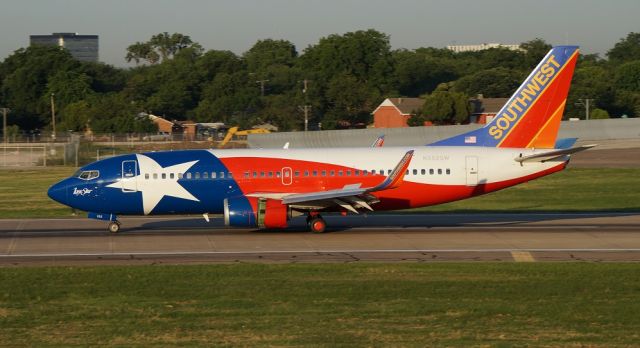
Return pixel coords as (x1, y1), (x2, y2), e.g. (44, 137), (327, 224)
(515, 144), (597, 163)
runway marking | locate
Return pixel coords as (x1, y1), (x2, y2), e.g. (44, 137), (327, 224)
(511, 251), (535, 262)
(2, 248), (640, 259)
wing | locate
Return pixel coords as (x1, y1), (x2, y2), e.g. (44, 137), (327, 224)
(515, 144), (596, 163)
(248, 150), (414, 213)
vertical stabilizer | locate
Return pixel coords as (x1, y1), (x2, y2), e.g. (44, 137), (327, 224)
(430, 46), (579, 148)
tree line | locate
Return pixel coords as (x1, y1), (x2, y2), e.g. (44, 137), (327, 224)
(0, 30), (639, 135)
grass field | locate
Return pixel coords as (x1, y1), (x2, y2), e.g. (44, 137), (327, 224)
(0, 263), (638, 346)
(0, 167), (638, 219)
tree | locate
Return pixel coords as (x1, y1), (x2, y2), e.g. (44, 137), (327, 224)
(614, 60), (640, 91)
(421, 91), (470, 125)
(393, 49), (458, 96)
(589, 108), (610, 119)
(125, 32), (203, 65)
(520, 38), (552, 68)
(565, 65), (614, 119)
(453, 68), (524, 98)
(607, 32), (640, 63)
(0, 45), (79, 129)
(325, 73), (379, 126)
(244, 39), (297, 73)
(46, 70), (94, 109)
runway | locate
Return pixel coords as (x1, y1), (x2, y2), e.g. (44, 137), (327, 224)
(1, 213), (639, 265)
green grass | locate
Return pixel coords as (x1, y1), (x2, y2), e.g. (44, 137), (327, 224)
(0, 263), (639, 346)
(1, 167), (638, 219)
(0, 168), (76, 218)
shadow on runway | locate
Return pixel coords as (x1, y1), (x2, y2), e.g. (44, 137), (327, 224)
(0, 212), (637, 236)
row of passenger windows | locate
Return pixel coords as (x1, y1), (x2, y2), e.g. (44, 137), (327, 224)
(142, 168), (452, 180)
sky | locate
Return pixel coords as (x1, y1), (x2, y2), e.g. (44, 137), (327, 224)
(1, 0), (639, 67)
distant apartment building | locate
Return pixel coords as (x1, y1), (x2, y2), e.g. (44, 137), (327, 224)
(446, 43), (522, 53)
(30, 32), (99, 62)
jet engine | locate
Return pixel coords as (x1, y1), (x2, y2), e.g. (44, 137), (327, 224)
(223, 197), (290, 229)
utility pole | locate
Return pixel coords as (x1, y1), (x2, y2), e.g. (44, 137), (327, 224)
(256, 79), (269, 97)
(299, 79), (311, 131)
(577, 98), (595, 120)
(299, 105), (312, 132)
(50, 93), (57, 141)
(1, 108), (9, 144)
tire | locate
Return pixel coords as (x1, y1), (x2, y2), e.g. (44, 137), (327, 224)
(108, 221), (120, 233)
(309, 218), (326, 233)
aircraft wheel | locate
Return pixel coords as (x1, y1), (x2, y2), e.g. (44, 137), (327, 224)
(108, 221), (121, 233)
(309, 217), (327, 233)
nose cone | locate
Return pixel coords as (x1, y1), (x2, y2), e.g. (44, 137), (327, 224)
(47, 181), (68, 205)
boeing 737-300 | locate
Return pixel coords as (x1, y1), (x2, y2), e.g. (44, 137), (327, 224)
(48, 46), (594, 233)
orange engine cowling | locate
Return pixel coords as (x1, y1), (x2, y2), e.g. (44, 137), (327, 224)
(260, 199), (290, 229)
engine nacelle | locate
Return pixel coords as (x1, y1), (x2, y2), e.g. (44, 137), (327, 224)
(223, 197), (290, 229)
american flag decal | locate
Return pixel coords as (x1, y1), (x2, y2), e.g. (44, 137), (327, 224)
(465, 136), (477, 144)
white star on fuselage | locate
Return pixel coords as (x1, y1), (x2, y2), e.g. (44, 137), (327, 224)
(107, 154), (200, 215)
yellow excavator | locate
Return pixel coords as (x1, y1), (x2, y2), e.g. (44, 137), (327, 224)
(217, 126), (271, 148)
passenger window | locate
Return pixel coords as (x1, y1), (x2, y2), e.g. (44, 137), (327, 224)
(321, 170), (326, 177)
(244, 172), (250, 178)
(304, 171), (309, 177)
(338, 170), (343, 176)
(220, 172), (225, 178)
(145, 173), (149, 180)
(371, 170), (376, 175)
(229, 172), (233, 178)
(330, 170), (335, 176)
(429, 169), (434, 175)
(295, 171), (300, 177)
(346, 170), (351, 176)
(211, 172), (216, 179)
(438, 169), (442, 175)
(203, 172), (208, 179)
(355, 170), (360, 176)
(186, 173), (192, 179)
(363, 170), (368, 176)
(413, 169), (417, 175)
(446, 169), (451, 175)
(161, 173), (166, 179)
(153, 173), (158, 179)
(253, 172), (258, 178)
(313, 170), (318, 176)
(170, 173), (175, 179)
(178, 173), (184, 179)
(268, 172), (273, 177)
(276, 171), (281, 178)
(195, 172), (200, 179)
(421, 169), (426, 175)
(380, 169), (384, 175)
(406, 170), (409, 175)
(388, 169), (392, 175)
(260, 172), (265, 177)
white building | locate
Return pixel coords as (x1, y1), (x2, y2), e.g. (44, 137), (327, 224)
(446, 43), (522, 53)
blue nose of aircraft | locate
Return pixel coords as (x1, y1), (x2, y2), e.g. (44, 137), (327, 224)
(47, 181), (68, 205)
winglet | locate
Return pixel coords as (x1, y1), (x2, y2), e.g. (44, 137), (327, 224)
(368, 150), (414, 192)
(371, 134), (385, 147)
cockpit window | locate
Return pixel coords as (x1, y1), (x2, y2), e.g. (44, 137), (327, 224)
(77, 170), (100, 180)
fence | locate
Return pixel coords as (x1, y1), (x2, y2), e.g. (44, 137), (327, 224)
(248, 118), (640, 148)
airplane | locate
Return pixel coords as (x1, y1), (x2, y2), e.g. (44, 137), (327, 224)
(48, 46), (594, 233)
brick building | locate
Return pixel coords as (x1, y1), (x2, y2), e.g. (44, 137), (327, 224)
(372, 98), (425, 128)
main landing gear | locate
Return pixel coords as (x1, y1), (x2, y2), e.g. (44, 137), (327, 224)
(108, 221), (121, 233)
(306, 213), (327, 233)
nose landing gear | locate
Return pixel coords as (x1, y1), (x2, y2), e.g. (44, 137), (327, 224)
(108, 221), (121, 233)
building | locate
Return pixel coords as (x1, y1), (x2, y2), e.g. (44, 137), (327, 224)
(469, 95), (509, 124)
(372, 98), (425, 128)
(446, 43), (522, 53)
(30, 32), (99, 62)
(372, 96), (508, 128)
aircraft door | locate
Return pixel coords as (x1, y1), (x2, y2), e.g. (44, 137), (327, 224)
(121, 160), (138, 192)
(281, 167), (292, 185)
(465, 156), (478, 186)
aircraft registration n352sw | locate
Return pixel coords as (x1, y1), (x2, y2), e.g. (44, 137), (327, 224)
(48, 46), (595, 233)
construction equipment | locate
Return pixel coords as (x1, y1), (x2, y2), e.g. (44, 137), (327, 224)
(217, 126), (271, 148)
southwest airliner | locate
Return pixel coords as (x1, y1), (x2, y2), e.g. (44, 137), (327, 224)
(48, 46), (594, 233)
